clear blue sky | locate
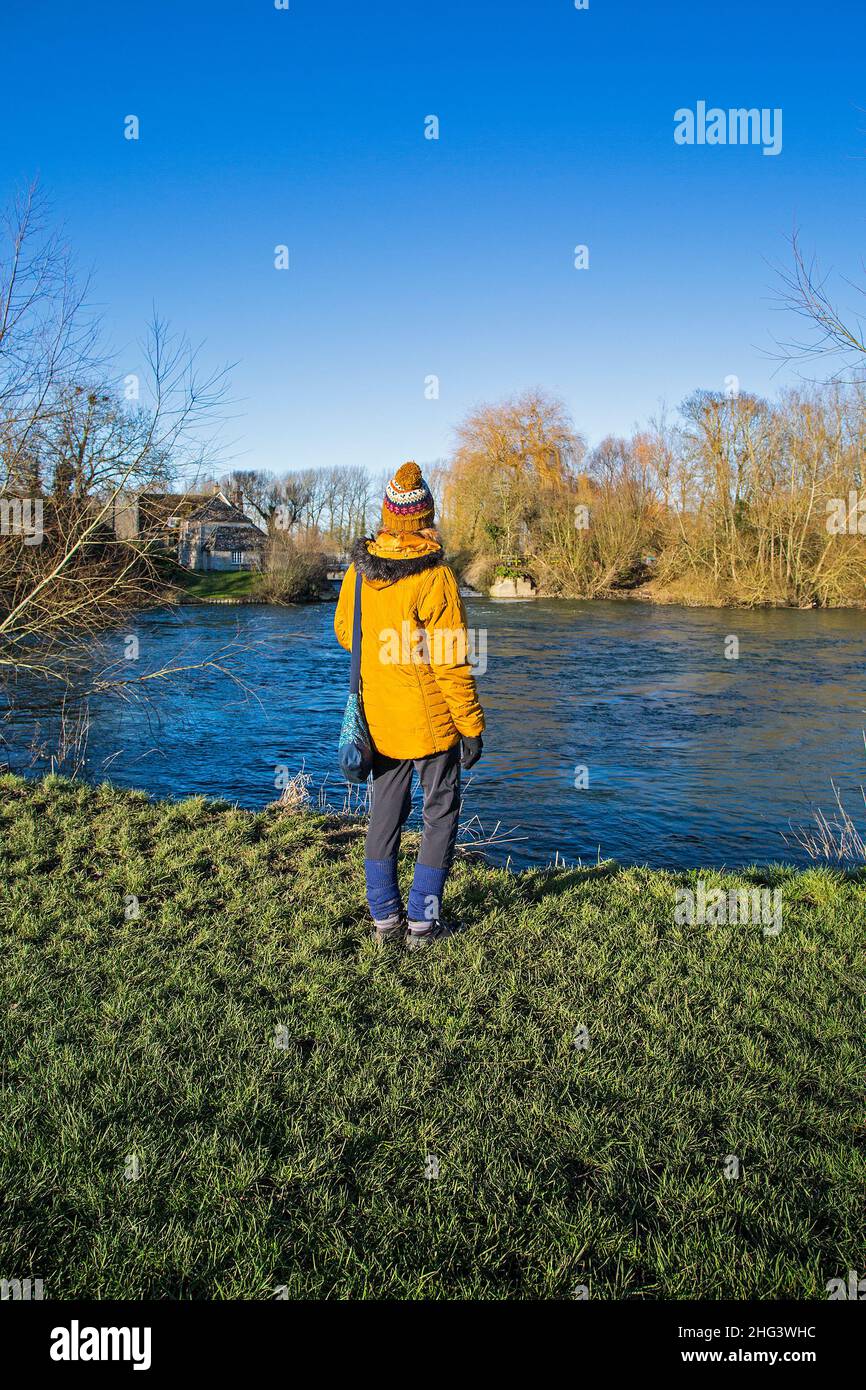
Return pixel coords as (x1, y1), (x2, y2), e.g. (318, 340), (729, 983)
(2, 0), (864, 478)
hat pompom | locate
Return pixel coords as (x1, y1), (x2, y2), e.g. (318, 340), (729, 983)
(394, 460), (422, 492)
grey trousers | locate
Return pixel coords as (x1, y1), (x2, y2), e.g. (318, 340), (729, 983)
(366, 744), (461, 869)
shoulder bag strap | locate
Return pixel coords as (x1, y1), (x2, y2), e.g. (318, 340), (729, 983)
(349, 567), (363, 694)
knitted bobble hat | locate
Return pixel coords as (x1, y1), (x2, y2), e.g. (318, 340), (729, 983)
(382, 461), (435, 534)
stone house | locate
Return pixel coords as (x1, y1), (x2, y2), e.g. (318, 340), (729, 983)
(177, 493), (266, 571)
(112, 487), (267, 572)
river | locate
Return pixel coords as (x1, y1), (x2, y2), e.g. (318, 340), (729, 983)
(2, 597), (865, 868)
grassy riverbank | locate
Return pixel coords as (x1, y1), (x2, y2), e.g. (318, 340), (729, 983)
(157, 559), (333, 604)
(1, 774), (864, 1299)
(164, 563), (264, 601)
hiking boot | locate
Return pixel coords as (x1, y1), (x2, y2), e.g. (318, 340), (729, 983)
(405, 919), (452, 950)
(372, 912), (405, 946)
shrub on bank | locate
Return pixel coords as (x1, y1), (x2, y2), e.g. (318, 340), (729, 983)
(260, 534), (328, 602)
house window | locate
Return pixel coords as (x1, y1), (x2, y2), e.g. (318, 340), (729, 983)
(231, 550), (244, 566)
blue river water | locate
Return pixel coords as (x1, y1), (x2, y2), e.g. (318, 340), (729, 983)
(3, 597), (866, 868)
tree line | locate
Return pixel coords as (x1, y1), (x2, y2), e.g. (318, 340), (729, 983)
(437, 381), (866, 607)
(218, 464), (380, 551)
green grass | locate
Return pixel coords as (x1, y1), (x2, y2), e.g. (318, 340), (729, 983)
(166, 563), (263, 600)
(1, 773), (864, 1300)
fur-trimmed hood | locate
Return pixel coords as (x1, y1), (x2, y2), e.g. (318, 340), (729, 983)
(350, 533), (445, 587)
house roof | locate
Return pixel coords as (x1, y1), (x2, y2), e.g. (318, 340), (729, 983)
(203, 525), (266, 552)
(185, 493), (253, 526)
(134, 492), (211, 527)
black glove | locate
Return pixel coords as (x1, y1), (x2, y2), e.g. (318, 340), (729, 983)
(461, 734), (483, 769)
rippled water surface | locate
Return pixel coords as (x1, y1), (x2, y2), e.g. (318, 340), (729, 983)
(3, 597), (866, 868)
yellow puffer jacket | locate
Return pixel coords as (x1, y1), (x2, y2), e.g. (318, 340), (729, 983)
(335, 531), (485, 760)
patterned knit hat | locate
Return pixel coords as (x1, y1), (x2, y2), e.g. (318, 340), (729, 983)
(382, 461), (435, 534)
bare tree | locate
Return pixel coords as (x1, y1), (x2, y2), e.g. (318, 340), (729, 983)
(0, 181), (101, 491)
(220, 468), (281, 526)
(0, 185), (233, 684)
(774, 231), (866, 384)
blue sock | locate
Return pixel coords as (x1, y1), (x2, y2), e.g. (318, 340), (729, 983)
(407, 863), (449, 925)
(364, 858), (401, 921)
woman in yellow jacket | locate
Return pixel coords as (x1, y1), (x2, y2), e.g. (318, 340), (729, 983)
(335, 462), (484, 947)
